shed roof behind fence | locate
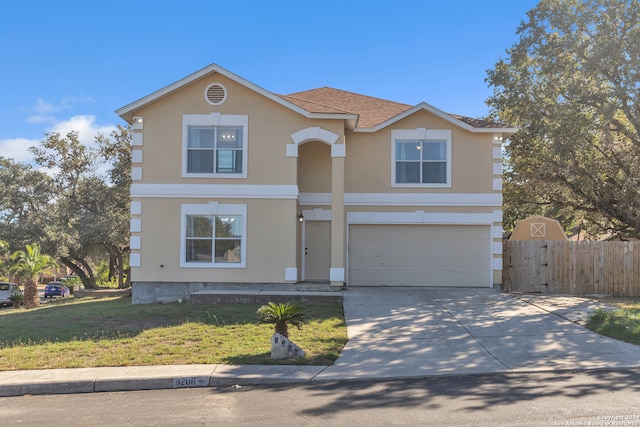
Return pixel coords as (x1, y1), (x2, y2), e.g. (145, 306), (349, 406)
(510, 215), (568, 241)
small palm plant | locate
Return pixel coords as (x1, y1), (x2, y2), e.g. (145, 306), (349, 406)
(257, 302), (305, 338)
(62, 276), (82, 295)
(9, 290), (24, 309)
(9, 244), (58, 309)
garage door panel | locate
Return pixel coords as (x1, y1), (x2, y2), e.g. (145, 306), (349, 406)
(349, 224), (490, 287)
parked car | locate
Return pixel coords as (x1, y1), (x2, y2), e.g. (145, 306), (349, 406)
(0, 282), (22, 307)
(44, 281), (69, 298)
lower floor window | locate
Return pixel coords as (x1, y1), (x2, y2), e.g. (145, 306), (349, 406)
(186, 215), (242, 263)
(181, 204), (246, 268)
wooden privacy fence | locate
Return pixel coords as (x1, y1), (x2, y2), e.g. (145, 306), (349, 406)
(503, 240), (640, 297)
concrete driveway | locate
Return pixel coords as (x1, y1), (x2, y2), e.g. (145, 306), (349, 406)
(316, 287), (640, 381)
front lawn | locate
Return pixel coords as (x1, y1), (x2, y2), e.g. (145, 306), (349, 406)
(0, 296), (347, 371)
(586, 298), (640, 345)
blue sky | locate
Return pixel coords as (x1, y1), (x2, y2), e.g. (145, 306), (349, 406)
(0, 0), (538, 163)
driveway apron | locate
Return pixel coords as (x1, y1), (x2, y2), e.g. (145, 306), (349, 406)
(316, 287), (640, 381)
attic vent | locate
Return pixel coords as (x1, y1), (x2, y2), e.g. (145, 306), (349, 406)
(205, 83), (227, 105)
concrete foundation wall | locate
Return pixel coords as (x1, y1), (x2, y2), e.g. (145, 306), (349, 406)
(132, 281), (304, 304)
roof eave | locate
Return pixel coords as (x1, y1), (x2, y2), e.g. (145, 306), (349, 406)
(491, 128), (518, 138)
(115, 64), (225, 123)
(352, 102), (517, 135)
(307, 113), (359, 122)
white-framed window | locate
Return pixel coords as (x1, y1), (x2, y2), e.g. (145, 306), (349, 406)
(180, 203), (247, 268)
(391, 129), (451, 187)
(182, 114), (248, 178)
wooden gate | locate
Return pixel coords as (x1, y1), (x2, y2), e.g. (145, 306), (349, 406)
(503, 240), (640, 297)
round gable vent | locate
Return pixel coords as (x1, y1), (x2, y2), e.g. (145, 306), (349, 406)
(205, 83), (227, 105)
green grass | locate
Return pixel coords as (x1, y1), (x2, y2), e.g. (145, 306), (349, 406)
(0, 296), (347, 371)
(586, 298), (640, 345)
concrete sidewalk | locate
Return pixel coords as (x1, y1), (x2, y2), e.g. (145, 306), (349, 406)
(1, 288), (639, 397)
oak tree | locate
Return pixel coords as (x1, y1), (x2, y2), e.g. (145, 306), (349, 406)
(487, 0), (640, 238)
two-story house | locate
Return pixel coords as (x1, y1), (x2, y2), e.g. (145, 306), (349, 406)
(116, 64), (516, 304)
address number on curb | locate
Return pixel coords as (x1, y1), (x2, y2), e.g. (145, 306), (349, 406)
(173, 377), (209, 388)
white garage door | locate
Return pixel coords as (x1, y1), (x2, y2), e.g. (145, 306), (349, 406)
(348, 224), (490, 287)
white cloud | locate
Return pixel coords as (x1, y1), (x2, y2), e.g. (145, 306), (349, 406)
(0, 115), (117, 166)
(0, 137), (40, 163)
(50, 115), (117, 147)
(26, 97), (95, 125)
(34, 98), (62, 114)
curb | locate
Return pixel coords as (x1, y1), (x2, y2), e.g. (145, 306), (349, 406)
(0, 365), (328, 397)
(4, 364), (640, 398)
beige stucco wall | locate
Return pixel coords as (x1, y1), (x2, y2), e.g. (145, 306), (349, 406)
(133, 72), (345, 186)
(128, 68), (503, 289)
(133, 71), (495, 195)
(298, 141), (332, 193)
(129, 72), (349, 286)
(344, 111), (494, 194)
(131, 198), (298, 283)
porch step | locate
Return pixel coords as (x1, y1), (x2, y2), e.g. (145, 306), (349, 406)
(185, 282), (336, 292)
(189, 290), (343, 305)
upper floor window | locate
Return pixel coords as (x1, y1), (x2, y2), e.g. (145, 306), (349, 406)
(392, 129), (451, 188)
(395, 140), (447, 184)
(183, 114), (248, 178)
(187, 126), (243, 174)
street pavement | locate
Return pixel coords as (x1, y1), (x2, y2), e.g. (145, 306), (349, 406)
(2, 287), (639, 397)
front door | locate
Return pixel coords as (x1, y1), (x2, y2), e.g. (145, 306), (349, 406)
(304, 221), (331, 281)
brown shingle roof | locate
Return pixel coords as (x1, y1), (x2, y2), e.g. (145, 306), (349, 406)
(278, 92), (353, 115)
(279, 87), (506, 130)
(280, 87), (412, 128)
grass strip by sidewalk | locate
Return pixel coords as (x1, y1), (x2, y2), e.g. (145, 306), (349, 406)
(586, 298), (640, 345)
(0, 296), (347, 371)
